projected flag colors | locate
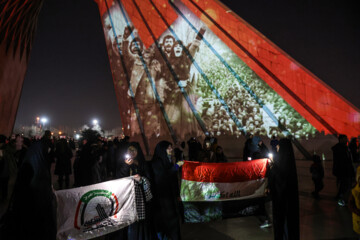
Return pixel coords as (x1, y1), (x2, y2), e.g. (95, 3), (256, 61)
(95, 0), (360, 154)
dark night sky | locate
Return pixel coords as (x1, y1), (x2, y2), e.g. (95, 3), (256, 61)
(14, 0), (360, 130)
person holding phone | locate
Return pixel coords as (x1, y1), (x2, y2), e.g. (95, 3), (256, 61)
(150, 141), (184, 240)
(109, 142), (156, 240)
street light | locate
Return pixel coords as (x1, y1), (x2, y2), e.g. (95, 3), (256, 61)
(92, 119), (98, 125)
(41, 117), (48, 129)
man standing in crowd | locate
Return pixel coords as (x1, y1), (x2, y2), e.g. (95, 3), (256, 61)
(332, 134), (355, 206)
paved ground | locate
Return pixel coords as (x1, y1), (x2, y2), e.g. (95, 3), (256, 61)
(0, 159), (357, 240)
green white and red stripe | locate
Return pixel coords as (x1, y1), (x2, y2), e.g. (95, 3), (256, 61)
(181, 159), (268, 202)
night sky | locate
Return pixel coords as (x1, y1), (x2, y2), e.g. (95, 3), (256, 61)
(14, 0), (360, 130)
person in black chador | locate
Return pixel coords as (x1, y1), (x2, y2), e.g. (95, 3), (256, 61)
(310, 154), (324, 198)
(0, 136), (57, 240)
(213, 146), (227, 163)
(77, 129), (101, 186)
(270, 135), (279, 154)
(252, 138), (269, 160)
(197, 138), (214, 162)
(108, 142), (156, 240)
(174, 141), (186, 162)
(267, 138), (299, 240)
(243, 134), (253, 161)
(150, 141), (184, 240)
(332, 134), (355, 206)
(54, 138), (73, 189)
(115, 137), (131, 179)
(187, 137), (201, 161)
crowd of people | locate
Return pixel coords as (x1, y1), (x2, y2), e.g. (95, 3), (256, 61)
(195, 53), (318, 139)
(0, 129), (359, 239)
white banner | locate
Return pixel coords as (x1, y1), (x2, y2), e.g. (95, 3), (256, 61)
(56, 177), (138, 240)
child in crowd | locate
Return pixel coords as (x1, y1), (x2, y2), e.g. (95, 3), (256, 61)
(310, 155), (324, 198)
(349, 166), (360, 238)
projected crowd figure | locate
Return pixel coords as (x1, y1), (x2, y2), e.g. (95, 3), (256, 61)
(102, 2), (317, 143)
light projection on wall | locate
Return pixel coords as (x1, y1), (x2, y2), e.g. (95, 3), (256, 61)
(95, 0), (360, 153)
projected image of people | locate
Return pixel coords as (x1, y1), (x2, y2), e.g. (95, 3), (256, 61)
(101, 2), (318, 143)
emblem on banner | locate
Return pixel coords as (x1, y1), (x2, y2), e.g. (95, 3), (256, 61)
(74, 189), (119, 231)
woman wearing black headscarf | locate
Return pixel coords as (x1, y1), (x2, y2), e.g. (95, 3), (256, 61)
(109, 142), (156, 240)
(150, 141), (184, 240)
(54, 138), (73, 189)
(267, 138), (300, 240)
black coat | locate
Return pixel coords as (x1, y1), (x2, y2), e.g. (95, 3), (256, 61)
(268, 138), (299, 240)
(78, 143), (98, 186)
(332, 142), (354, 178)
(0, 142), (57, 240)
(54, 140), (73, 175)
(150, 141), (181, 240)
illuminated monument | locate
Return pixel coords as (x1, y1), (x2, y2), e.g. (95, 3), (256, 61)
(95, 0), (360, 157)
(1, 0), (359, 158)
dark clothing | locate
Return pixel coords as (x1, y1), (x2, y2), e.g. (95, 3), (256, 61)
(106, 142), (116, 178)
(253, 143), (269, 160)
(73, 150), (81, 187)
(244, 136), (262, 160)
(310, 162), (324, 196)
(115, 142), (131, 179)
(150, 141), (181, 240)
(349, 139), (359, 163)
(268, 138), (299, 240)
(78, 143), (99, 186)
(54, 141), (73, 176)
(214, 153), (227, 163)
(332, 142), (354, 200)
(197, 149), (214, 162)
(174, 147), (184, 162)
(332, 142), (354, 178)
(243, 138), (252, 161)
(270, 138), (279, 153)
(0, 142), (57, 240)
(0, 144), (15, 201)
(111, 142), (156, 240)
(187, 138), (202, 162)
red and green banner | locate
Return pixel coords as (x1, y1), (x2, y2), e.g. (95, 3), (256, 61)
(181, 159), (268, 201)
(180, 159), (269, 222)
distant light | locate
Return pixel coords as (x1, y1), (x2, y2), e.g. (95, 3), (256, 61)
(92, 119), (98, 125)
(59, 131), (62, 135)
(75, 134), (80, 140)
(40, 117), (48, 124)
(247, 157), (252, 161)
(268, 153), (273, 159)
